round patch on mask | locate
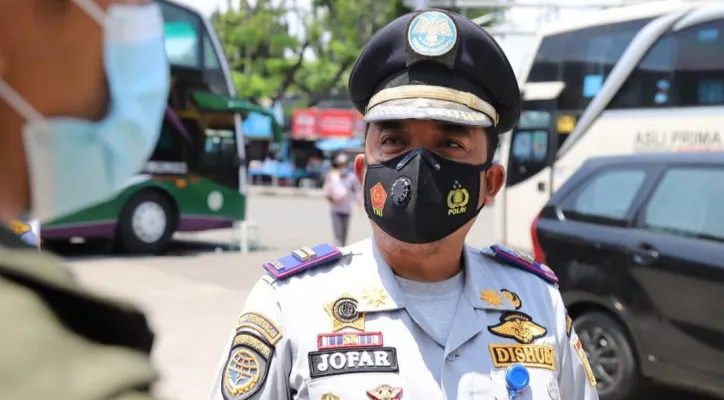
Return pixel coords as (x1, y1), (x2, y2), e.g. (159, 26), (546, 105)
(390, 177), (412, 206)
(407, 11), (457, 57)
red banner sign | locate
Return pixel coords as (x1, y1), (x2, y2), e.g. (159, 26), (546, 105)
(291, 108), (359, 139)
(318, 109), (356, 138)
(291, 109), (318, 140)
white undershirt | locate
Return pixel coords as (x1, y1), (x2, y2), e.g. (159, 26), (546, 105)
(395, 271), (465, 345)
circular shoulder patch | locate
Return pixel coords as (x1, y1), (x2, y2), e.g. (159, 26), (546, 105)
(407, 11), (457, 57)
(221, 345), (270, 400)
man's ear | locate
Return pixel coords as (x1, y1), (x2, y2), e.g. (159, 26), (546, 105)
(354, 154), (365, 185)
(481, 164), (505, 205)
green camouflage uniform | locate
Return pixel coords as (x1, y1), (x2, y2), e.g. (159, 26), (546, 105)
(0, 226), (158, 399)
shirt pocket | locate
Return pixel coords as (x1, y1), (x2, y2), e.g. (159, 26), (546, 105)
(306, 373), (407, 400)
(490, 367), (560, 400)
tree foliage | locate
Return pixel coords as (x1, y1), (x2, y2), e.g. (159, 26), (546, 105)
(212, 0), (496, 105)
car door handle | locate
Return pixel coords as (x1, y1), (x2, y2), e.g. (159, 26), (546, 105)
(632, 244), (660, 265)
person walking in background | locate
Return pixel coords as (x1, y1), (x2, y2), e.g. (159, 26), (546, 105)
(323, 153), (362, 246)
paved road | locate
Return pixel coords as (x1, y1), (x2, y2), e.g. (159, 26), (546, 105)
(59, 193), (715, 400)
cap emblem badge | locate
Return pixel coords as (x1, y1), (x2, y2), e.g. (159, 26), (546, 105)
(408, 11), (457, 57)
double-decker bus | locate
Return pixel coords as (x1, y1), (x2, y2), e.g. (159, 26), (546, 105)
(41, 0), (278, 253)
(494, 0), (724, 253)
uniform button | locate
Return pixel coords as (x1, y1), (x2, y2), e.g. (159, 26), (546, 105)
(446, 353), (457, 362)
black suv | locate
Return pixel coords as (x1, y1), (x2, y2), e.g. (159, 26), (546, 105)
(531, 152), (724, 400)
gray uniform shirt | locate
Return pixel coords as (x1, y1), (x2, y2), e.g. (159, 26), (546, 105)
(211, 238), (599, 400)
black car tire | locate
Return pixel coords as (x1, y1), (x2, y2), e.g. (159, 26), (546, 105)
(574, 311), (639, 400)
(116, 190), (176, 254)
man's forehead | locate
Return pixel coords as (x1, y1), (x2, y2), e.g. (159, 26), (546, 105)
(372, 119), (482, 134)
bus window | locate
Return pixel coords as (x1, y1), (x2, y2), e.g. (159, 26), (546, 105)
(610, 19), (724, 109)
(203, 34), (222, 70)
(531, 131), (548, 160)
(512, 130), (549, 162)
(513, 132), (532, 160)
(201, 31), (230, 95)
(518, 110), (552, 130)
(528, 18), (653, 111)
(151, 121), (185, 162)
(507, 110), (553, 186)
(159, 2), (202, 68)
(675, 21), (724, 106)
(608, 35), (674, 109)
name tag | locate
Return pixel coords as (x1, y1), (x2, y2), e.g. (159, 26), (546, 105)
(489, 343), (556, 370)
(308, 347), (399, 378)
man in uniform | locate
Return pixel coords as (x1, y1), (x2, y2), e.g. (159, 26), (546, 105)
(212, 9), (599, 400)
(0, 0), (169, 398)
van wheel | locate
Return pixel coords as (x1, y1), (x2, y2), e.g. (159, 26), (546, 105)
(116, 190), (175, 254)
(574, 312), (639, 400)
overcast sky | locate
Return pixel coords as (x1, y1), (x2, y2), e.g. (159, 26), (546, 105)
(172, 0), (609, 76)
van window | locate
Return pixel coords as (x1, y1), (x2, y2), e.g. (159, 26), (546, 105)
(562, 168), (647, 222)
(610, 19), (724, 108)
(644, 167), (724, 242)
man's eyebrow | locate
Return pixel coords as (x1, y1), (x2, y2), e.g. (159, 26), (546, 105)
(376, 120), (405, 131)
(437, 122), (472, 137)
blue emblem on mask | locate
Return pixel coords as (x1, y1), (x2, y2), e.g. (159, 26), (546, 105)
(407, 11), (457, 57)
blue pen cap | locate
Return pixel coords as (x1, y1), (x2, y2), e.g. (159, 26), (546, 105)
(505, 363), (530, 392)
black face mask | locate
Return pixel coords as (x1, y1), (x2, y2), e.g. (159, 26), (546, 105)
(364, 148), (492, 244)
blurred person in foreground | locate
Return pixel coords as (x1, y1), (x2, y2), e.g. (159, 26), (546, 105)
(323, 153), (363, 247)
(211, 8), (598, 400)
(0, 0), (169, 398)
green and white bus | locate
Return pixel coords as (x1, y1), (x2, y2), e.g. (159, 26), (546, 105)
(41, 0), (279, 253)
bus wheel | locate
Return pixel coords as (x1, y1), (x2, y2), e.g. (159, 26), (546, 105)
(117, 190), (176, 254)
(574, 311), (639, 400)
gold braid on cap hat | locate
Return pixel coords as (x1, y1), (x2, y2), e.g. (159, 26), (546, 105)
(365, 85), (499, 126)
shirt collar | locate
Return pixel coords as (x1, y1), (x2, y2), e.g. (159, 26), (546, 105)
(353, 239), (518, 313)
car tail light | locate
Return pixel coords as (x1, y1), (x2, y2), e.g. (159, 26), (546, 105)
(531, 213), (546, 264)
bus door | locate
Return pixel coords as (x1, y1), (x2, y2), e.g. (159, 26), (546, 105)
(203, 114), (243, 190)
(166, 91), (243, 193)
(502, 82), (564, 252)
(189, 91), (283, 189)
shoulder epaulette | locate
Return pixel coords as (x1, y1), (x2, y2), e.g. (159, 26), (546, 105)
(263, 244), (342, 280)
(9, 221), (31, 236)
(482, 244), (558, 284)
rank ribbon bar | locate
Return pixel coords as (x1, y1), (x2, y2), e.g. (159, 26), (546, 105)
(317, 332), (384, 350)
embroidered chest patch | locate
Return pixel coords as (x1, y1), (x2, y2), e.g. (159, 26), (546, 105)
(308, 347), (399, 378)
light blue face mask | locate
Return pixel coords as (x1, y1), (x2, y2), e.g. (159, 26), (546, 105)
(0, 0), (170, 222)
